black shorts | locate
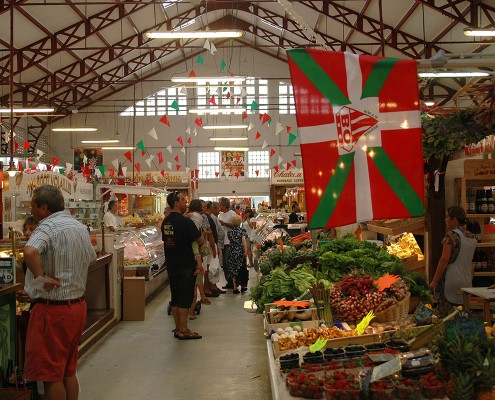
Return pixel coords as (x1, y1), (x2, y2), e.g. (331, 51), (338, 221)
(169, 269), (196, 309)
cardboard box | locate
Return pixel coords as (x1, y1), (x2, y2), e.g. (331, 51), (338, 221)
(123, 277), (145, 321)
(264, 319), (320, 338)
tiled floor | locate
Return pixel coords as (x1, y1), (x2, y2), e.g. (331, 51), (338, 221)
(77, 271), (271, 400)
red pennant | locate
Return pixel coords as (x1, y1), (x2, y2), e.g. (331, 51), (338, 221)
(255, 131), (261, 140)
(194, 117), (203, 128)
(18, 163), (23, 172)
(124, 151), (132, 162)
(259, 114), (263, 121)
(177, 136), (184, 147)
(236, 97), (241, 103)
(262, 114), (271, 124)
(188, 70), (196, 77)
(235, 171), (240, 178)
(286, 162), (291, 170)
(270, 149), (276, 157)
(159, 114), (170, 126)
(14, 142), (19, 152)
(273, 166), (279, 173)
(176, 164), (181, 171)
(51, 157), (59, 166)
(226, 92), (231, 99)
(209, 96), (216, 105)
(109, 168), (115, 177)
(134, 163), (140, 173)
(46, 164), (52, 171)
(187, 137), (192, 145)
(291, 159), (297, 167)
(174, 155), (179, 162)
(81, 166), (89, 176)
(286, 126), (292, 134)
(23, 141), (30, 151)
(141, 151), (145, 156)
(242, 112), (247, 120)
(215, 171), (219, 177)
(157, 151), (163, 164)
(160, 170), (165, 177)
(255, 170), (259, 176)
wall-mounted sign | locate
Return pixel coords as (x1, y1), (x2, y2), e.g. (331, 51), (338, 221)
(4, 171), (76, 200)
(270, 169), (304, 185)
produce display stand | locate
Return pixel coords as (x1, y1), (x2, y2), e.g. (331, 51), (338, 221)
(462, 286), (495, 324)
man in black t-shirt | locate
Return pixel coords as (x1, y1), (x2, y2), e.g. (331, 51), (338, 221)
(161, 191), (203, 340)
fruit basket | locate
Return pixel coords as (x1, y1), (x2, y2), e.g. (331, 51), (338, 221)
(287, 375), (324, 399)
(374, 293), (410, 323)
(393, 379), (422, 399)
(370, 380), (394, 400)
(419, 372), (446, 399)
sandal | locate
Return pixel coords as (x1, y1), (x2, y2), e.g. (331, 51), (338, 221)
(172, 328), (180, 339)
(189, 315), (197, 320)
(178, 329), (202, 340)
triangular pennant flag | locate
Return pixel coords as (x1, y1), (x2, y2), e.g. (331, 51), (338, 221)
(226, 92), (231, 99)
(210, 42), (217, 55)
(267, 118), (273, 126)
(141, 150), (146, 157)
(66, 163), (73, 173)
(236, 97), (241, 104)
(14, 142), (19, 152)
(174, 155), (179, 162)
(112, 158), (119, 170)
(122, 166), (127, 176)
(203, 40), (210, 51)
(259, 114), (263, 121)
(248, 122), (254, 131)
(147, 127), (158, 140)
(205, 170), (209, 177)
(36, 149), (44, 160)
(255, 170), (259, 176)
(220, 59), (227, 72)
(159, 114), (171, 126)
(180, 86), (187, 95)
(291, 159), (297, 167)
(193, 127), (198, 136)
(194, 117), (203, 128)
(197, 54), (205, 64)
(215, 171), (219, 177)
(286, 125), (292, 134)
(136, 140), (146, 152)
(51, 157), (59, 167)
(188, 70), (196, 77)
(177, 136), (184, 147)
(255, 131), (262, 140)
(286, 162), (291, 170)
(167, 162), (172, 170)
(261, 113), (271, 124)
(270, 148), (276, 157)
(262, 140), (268, 149)
(187, 137), (192, 145)
(288, 132), (298, 145)
(275, 121), (283, 135)
(23, 141), (30, 152)
(170, 100), (179, 111)
(134, 163), (140, 173)
(209, 86), (218, 95)
(278, 156), (283, 165)
(109, 168), (115, 177)
(157, 151), (163, 164)
(166, 145), (172, 154)
(209, 96), (216, 106)
(98, 165), (105, 176)
(234, 171), (240, 179)
(241, 88), (247, 97)
(176, 164), (181, 171)
(242, 112), (247, 120)
(180, 147), (186, 155)
(185, 127), (191, 136)
(274, 166), (279, 173)
(83, 155), (88, 165)
(160, 170), (165, 177)
(124, 151), (132, 162)
(185, 167), (191, 174)
(145, 155), (155, 168)
(18, 163), (23, 172)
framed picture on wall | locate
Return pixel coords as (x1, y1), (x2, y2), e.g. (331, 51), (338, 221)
(74, 148), (103, 171)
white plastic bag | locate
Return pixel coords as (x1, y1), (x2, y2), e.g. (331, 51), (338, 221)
(208, 257), (220, 284)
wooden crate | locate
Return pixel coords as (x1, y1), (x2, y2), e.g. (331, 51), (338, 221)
(367, 217), (424, 235)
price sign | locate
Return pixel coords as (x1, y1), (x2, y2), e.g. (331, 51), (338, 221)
(0, 257), (14, 284)
(371, 356), (401, 382)
(445, 316), (486, 342)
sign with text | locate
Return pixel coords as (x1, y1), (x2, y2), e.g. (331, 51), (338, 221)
(445, 316), (487, 342)
(0, 257), (14, 284)
(270, 169), (304, 186)
(74, 180), (94, 200)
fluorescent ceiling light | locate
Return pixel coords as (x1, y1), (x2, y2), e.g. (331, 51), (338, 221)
(171, 76), (246, 84)
(203, 125), (248, 130)
(0, 108), (54, 113)
(419, 71), (490, 78)
(214, 147), (249, 151)
(53, 127), (97, 132)
(209, 137), (248, 141)
(145, 30), (244, 39)
(464, 28), (495, 37)
(189, 107), (245, 115)
(81, 139), (119, 144)
(100, 147), (135, 150)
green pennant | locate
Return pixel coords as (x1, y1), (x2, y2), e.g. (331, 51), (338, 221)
(220, 59), (227, 72)
(136, 140), (146, 152)
(58, 168), (65, 175)
(250, 100), (259, 111)
(267, 119), (272, 126)
(242, 102), (248, 109)
(170, 100), (179, 111)
(196, 54), (204, 65)
(288, 132), (298, 145)
(223, 86), (228, 92)
(98, 165), (105, 176)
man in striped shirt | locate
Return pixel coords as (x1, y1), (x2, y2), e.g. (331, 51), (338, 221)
(23, 185), (97, 400)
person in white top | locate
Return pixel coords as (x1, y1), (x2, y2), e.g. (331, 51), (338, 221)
(103, 200), (119, 232)
(218, 197), (237, 289)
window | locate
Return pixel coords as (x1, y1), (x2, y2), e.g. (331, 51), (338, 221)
(121, 87), (187, 116)
(248, 151), (269, 178)
(198, 152), (220, 179)
(279, 81), (295, 114)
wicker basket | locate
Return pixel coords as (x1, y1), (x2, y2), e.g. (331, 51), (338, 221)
(374, 293), (410, 323)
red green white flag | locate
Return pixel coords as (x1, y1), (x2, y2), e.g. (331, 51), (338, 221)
(287, 49), (424, 230)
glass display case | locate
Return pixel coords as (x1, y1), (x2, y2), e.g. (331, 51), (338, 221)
(115, 226), (165, 279)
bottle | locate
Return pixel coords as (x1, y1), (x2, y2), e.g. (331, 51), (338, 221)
(467, 188), (476, 214)
(476, 190), (483, 214)
(488, 189), (495, 214)
(481, 190), (489, 214)
(472, 249), (479, 271)
(481, 250), (488, 270)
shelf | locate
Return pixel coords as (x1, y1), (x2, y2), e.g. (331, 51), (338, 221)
(476, 242), (495, 248)
(474, 272), (495, 277)
(466, 214), (495, 218)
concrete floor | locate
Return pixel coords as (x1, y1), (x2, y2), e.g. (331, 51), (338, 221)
(77, 270), (271, 400)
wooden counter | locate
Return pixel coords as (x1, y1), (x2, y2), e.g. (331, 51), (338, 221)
(0, 282), (21, 296)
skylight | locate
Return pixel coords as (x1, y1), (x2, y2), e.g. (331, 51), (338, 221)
(261, 18), (283, 32)
(173, 19), (196, 31)
(162, 0), (181, 10)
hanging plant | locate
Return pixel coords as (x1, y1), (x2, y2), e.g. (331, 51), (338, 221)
(422, 109), (493, 160)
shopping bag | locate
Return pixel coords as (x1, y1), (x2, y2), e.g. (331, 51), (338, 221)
(208, 257), (220, 284)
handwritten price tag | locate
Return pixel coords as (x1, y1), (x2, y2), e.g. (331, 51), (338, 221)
(309, 337), (327, 353)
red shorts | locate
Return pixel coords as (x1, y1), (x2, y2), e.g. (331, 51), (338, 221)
(24, 300), (87, 382)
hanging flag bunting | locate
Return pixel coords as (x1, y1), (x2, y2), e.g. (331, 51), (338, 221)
(261, 113), (271, 125)
(288, 132), (298, 145)
(180, 147), (186, 155)
(176, 164), (181, 171)
(188, 70), (196, 77)
(278, 156), (283, 165)
(248, 122), (254, 131)
(145, 155), (155, 168)
(177, 136), (184, 147)
(241, 88), (247, 97)
(287, 49), (424, 229)
(255, 170), (260, 176)
(220, 59), (227, 72)
(109, 168), (115, 177)
(226, 92), (231, 99)
(292, 160), (297, 167)
(23, 141), (30, 152)
(194, 117), (203, 128)
(187, 137), (192, 145)
(210, 42), (217, 55)
(262, 140), (268, 149)
(124, 151), (132, 163)
(286, 125), (292, 134)
(166, 145), (172, 154)
(36, 149), (44, 160)
(275, 121), (283, 135)
(185, 127), (191, 136)
(14, 142), (19, 152)
(98, 165), (105, 176)
(190, 169), (199, 189)
(209, 96), (216, 106)
(273, 166), (279, 173)
(157, 151), (163, 164)
(203, 40), (210, 51)
(18, 163), (24, 172)
(167, 161), (172, 170)
(197, 54), (205, 64)
(136, 140), (146, 152)
(51, 157), (59, 167)
(147, 127), (158, 140)
(205, 171), (210, 177)
(250, 100), (259, 112)
(286, 162), (291, 170)
(185, 167), (190, 174)
(193, 127), (198, 136)
(159, 114), (171, 126)
(255, 131), (262, 140)
(180, 86), (187, 95)
(242, 112), (247, 120)
(83, 155), (88, 165)
(170, 100), (179, 111)
(236, 97), (241, 104)
(134, 163), (140, 173)
(160, 170), (165, 177)
(122, 166), (128, 177)
(215, 171), (219, 177)
(234, 171), (240, 179)
(141, 151), (146, 157)
(209, 86), (218, 95)
(112, 158), (119, 170)
(270, 148), (276, 157)
(174, 155), (179, 162)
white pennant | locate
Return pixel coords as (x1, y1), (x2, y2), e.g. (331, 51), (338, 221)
(95, 168), (102, 178)
(147, 127), (158, 140)
(145, 155), (155, 168)
(210, 42), (217, 55)
(209, 86), (218, 95)
(248, 122), (254, 131)
(185, 167), (190, 174)
(275, 121), (283, 135)
(193, 127), (198, 136)
(111, 158), (119, 170)
(83, 155), (88, 165)
(122, 166), (127, 176)
(166, 145), (172, 154)
(180, 86), (187, 95)
(36, 149), (44, 160)
(205, 170), (209, 177)
(262, 140), (268, 149)
(185, 127), (191, 136)
(180, 147), (186, 155)
(167, 161), (172, 170)
(241, 88), (247, 98)
(278, 156), (283, 165)
(203, 40), (211, 50)
(65, 163), (73, 173)
(265, 168), (271, 175)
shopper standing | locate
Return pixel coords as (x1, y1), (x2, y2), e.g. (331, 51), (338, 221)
(23, 185), (97, 400)
(161, 191), (204, 339)
(226, 214), (250, 293)
(103, 199), (120, 232)
(218, 196), (237, 289)
(430, 205), (477, 317)
(210, 201), (226, 294)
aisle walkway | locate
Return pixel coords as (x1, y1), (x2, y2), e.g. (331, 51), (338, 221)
(77, 271), (271, 400)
